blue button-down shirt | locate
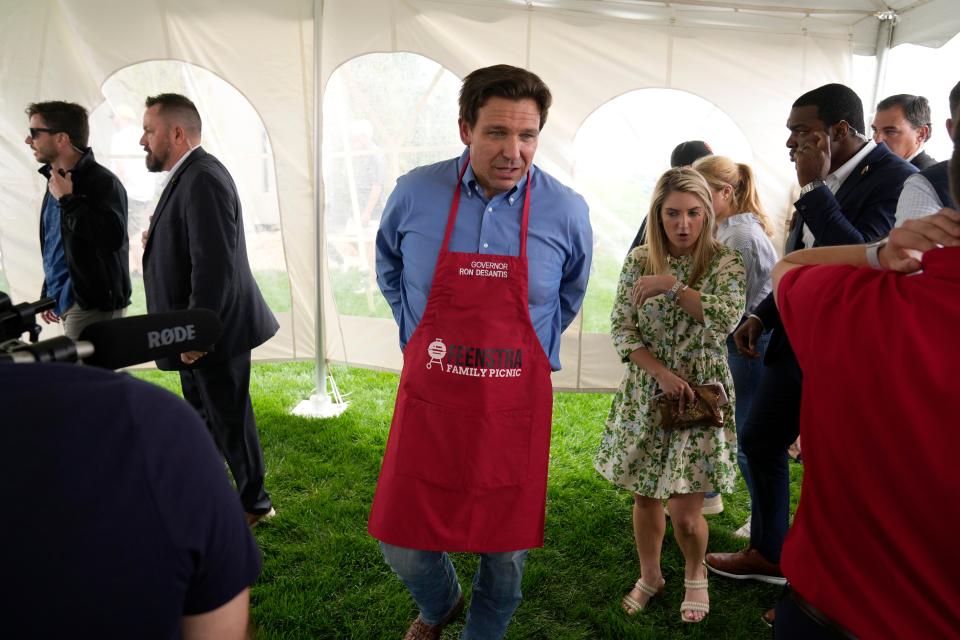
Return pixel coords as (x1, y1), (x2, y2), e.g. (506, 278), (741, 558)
(40, 192), (73, 315)
(376, 148), (592, 371)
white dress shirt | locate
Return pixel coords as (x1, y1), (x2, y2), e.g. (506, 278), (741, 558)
(894, 172), (943, 227)
(801, 140), (877, 249)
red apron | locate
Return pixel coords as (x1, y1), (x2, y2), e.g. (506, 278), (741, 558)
(368, 158), (554, 553)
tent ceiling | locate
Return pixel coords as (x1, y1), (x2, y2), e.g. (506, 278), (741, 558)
(458, 0), (960, 54)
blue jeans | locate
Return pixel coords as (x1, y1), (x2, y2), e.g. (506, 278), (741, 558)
(380, 542), (527, 640)
(726, 330), (770, 499)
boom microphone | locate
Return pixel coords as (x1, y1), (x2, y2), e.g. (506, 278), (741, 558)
(0, 336), (94, 364)
(78, 309), (222, 369)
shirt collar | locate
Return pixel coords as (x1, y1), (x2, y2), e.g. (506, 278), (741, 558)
(38, 147), (93, 179)
(717, 212), (757, 229)
(826, 139), (876, 192)
(458, 147), (530, 203)
(160, 145), (198, 188)
(906, 147), (924, 162)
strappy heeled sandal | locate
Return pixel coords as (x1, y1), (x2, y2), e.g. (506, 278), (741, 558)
(621, 578), (663, 615)
(680, 574), (710, 623)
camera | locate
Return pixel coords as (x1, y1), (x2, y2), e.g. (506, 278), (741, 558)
(0, 290), (222, 368)
(0, 291), (89, 364)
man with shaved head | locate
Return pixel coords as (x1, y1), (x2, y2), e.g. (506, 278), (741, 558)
(705, 84), (916, 622)
(140, 93), (279, 526)
(763, 98), (960, 639)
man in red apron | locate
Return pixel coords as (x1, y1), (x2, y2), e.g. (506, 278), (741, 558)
(371, 65), (593, 639)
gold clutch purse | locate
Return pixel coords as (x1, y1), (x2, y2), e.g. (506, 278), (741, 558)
(653, 382), (728, 431)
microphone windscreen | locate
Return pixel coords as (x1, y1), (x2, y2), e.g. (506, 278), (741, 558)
(78, 310), (222, 369)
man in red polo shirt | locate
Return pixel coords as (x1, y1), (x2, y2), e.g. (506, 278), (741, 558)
(767, 114), (960, 638)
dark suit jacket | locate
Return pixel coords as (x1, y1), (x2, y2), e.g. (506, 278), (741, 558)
(910, 150), (937, 170)
(143, 147), (278, 371)
(755, 142), (916, 364)
(38, 148), (131, 311)
(919, 160), (956, 209)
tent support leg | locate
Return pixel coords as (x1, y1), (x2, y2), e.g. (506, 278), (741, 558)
(292, 0), (348, 420)
(869, 10), (899, 116)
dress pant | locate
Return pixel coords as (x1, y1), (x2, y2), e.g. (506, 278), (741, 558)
(61, 304), (125, 340)
(179, 350), (272, 513)
(774, 586), (856, 640)
(740, 352), (802, 563)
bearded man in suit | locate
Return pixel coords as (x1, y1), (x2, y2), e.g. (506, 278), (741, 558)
(141, 93), (279, 525)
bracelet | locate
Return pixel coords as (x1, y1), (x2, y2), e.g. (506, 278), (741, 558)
(665, 279), (685, 302)
(865, 237), (888, 270)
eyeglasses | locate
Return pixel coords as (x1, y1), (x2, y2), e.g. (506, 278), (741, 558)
(28, 127), (63, 139)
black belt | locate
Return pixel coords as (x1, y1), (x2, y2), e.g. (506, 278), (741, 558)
(782, 584), (858, 640)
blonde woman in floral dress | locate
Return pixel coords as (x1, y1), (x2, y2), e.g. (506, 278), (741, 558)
(595, 168), (745, 623)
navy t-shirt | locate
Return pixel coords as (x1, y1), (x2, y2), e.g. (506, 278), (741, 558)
(0, 363), (262, 638)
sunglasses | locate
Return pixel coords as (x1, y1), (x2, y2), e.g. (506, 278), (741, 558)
(28, 127), (63, 139)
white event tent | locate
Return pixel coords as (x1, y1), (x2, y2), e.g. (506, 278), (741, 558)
(1, 0), (958, 394)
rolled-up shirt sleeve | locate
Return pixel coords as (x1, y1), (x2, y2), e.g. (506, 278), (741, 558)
(894, 173), (943, 227)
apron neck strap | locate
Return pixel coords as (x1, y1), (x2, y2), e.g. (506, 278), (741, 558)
(442, 154), (532, 257)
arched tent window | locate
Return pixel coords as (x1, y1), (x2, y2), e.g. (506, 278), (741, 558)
(322, 52), (462, 318)
(573, 89), (753, 333)
(88, 60), (288, 315)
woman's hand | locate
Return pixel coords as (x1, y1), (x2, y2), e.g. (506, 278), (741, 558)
(631, 275), (676, 307)
(654, 369), (695, 413)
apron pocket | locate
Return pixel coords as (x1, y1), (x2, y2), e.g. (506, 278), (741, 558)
(397, 399), (532, 490)
(470, 407), (533, 489)
(397, 397), (469, 489)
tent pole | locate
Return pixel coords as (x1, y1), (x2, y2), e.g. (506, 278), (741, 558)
(314, 0), (326, 399)
(869, 11), (898, 116)
(293, 0), (348, 418)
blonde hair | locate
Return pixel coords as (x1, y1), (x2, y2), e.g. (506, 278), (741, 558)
(643, 167), (721, 287)
(693, 155), (774, 238)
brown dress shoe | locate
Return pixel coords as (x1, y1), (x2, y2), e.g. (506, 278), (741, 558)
(404, 594), (465, 640)
(704, 548), (786, 585)
(245, 507), (276, 528)
(762, 607), (776, 627)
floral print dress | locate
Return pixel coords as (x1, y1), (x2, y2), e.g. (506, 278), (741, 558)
(595, 244), (746, 498)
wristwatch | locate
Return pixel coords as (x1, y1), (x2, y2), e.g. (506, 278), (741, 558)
(798, 179), (825, 197)
(665, 279), (685, 302)
(865, 237), (888, 270)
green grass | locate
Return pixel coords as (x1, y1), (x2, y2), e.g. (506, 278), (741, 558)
(329, 267), (393, 319)
(134, 362), (801, 639)
(581, 252), (625, 334)
(255, 270), (293, 313)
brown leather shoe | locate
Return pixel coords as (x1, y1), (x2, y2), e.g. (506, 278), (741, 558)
(762, 607), (776, 627)
(404, 593), (465, 640)
(245, 507), (276, 528)
(704, 548), (786, 585)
